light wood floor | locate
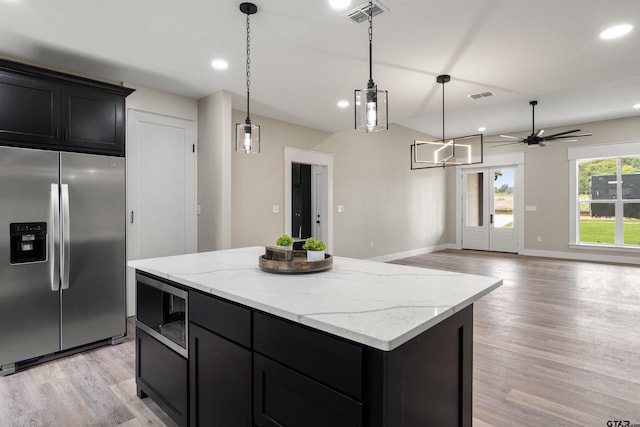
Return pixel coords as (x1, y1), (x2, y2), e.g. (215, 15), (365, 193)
(1, 250), (638, 426)
(392, 250), (640, 426)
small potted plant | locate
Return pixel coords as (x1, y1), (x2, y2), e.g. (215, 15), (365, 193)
(302, 237), (326, 261)
(275, 233), (294, 249)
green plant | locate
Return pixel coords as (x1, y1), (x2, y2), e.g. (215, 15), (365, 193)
(302, 237), (326, 251)
(275, 234), (294, 247)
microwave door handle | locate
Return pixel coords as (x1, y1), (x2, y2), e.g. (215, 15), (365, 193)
(61, 184), (70, 290)
(50, 184), (60, 291)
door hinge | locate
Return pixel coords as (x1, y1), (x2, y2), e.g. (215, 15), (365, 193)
(130, 211), (134, 224)
(192, 144), (195, 153)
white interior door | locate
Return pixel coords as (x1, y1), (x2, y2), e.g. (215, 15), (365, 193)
(462, 167), (517, 252)
(126, 110), (196, 316)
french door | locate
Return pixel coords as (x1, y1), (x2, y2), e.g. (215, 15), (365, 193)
(462, 167), (517, 252)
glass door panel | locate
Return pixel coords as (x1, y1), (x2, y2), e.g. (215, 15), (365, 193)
(493, 169), (514, 229)
(466, 172), (484, 227)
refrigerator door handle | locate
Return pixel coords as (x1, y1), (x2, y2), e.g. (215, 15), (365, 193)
(61, 184), (71, 290)
(50, 184), (60, 291)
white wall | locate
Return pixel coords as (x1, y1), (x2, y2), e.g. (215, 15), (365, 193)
(197, 91), (233, 251)
(125, 84), (198, 120)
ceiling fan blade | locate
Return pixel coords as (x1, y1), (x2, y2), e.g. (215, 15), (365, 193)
(536, 129), (544, 137)
(487, 141), (522, 148)
(541, 129), (582, 140)
(551, 133), (592, 139)
(498, 134), (523, 140)
(539, 142), (546, 147)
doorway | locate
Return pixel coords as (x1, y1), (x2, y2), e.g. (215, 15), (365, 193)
(462, 166), (518, 252)
(284, 147), (334, 253)
(126, 110), (196, 315)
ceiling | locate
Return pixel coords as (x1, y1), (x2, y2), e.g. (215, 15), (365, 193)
(1, 0), (639, 138)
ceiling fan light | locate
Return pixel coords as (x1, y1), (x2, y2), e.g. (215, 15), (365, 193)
(600, 24), (633, 40)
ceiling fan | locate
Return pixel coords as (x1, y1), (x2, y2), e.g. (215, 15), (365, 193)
(487, 100), (592, 147)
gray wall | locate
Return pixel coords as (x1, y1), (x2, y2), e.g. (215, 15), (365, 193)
(458, 115), (640, 263)
(197, 90), (639, 262)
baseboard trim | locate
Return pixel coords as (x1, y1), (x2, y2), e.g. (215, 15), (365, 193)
(368, 244), (449, 262)
(368, 244), (639, 265)
(519, 248), (640, 265)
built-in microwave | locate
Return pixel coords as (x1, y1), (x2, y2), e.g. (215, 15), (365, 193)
(136, 272), (188, 358)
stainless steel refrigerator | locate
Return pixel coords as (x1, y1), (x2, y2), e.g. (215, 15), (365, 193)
(0, 145), (125, 375)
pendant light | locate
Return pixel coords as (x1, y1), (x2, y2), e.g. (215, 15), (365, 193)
(436, 74), (453, 162)
(411, 74), (483, 169)
(354, 0), (388, 132)
(236, 2), (260, 153)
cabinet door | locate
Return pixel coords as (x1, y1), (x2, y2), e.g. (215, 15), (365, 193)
(136, 328), (188, 427)
(254, 354), (362, 427)
(61, 85), (125, 155)
(189, 323), (252, 427)
(0, 71), (60, 146)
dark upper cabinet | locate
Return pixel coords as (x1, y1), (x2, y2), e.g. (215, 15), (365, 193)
(0, 71), (60, 145)
(61, 85), (126, 155)
(0, 59), (133, 156)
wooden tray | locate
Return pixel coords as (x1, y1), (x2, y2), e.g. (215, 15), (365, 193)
(258, 250), (333, 274)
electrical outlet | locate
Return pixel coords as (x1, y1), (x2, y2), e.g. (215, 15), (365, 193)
(370, 241), (374, 248)
(537, 236), (542, 242)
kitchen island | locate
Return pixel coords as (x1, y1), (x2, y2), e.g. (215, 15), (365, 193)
(129, 246), (502, 427)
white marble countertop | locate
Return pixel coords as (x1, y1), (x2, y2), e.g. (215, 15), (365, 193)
(129, 246), (502, 351)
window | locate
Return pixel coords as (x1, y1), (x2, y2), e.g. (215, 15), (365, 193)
(569, 142), (640, 250)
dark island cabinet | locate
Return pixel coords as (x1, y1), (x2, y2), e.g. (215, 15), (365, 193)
(136, 328), (188, 427)
(136, 272), (474, 427)
(189, 323), (252, 427)
(0, 58), (133, 156)
(189, 290), (253, 426)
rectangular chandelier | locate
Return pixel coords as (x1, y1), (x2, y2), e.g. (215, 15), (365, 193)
(411, 134), (484, 170)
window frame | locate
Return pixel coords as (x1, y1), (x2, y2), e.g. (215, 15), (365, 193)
(568, 141), (640, 251)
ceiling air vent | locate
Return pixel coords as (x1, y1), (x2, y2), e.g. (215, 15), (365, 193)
(345, 1), (387, 23)
(468, 91), (495, 100)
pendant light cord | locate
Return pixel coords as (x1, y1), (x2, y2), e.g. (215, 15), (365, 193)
(368, 0), (373, 86)
(441, 80), (445, 142)
(245, 12), (251, 121)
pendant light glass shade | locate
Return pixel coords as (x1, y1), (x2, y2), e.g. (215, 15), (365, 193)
(355, 85), (388, 132)
(236, 120), (260, 154)
(236, 2), (260, 154)
(354, 0), (388, 132)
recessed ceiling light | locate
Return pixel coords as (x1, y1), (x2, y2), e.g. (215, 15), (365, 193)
(600, 24), (633, 40)
(210, 59), (228, 70)
(337, 100), (349, 108)
(634, 103), (640, 109)
(329, 0), (351, 10)
(478, 127), (486, 132)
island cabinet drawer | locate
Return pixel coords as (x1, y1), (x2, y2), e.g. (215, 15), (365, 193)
(254, 353), (362, 427)
(189, 290), (251, 348)
(253, 312), (363, 400)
